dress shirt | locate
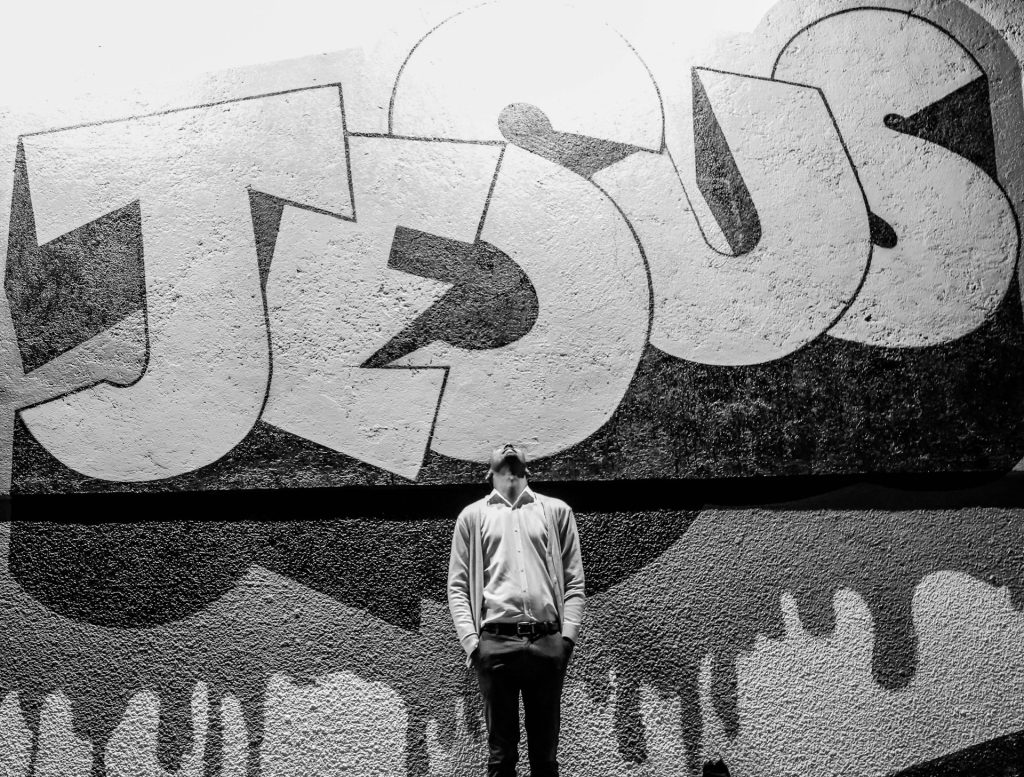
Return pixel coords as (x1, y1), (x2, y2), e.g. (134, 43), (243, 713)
(448, 488), (585, 659)
(481, 487), (560, 627)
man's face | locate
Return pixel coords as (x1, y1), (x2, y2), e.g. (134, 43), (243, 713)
(491, 460), (527, 494)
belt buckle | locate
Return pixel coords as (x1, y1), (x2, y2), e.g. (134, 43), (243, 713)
(516, 622), (533, 637)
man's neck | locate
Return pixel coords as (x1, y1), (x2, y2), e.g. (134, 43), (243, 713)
(496, 482), (528, 505)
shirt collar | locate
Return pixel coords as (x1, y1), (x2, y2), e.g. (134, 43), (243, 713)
(487, 486), (536, 509)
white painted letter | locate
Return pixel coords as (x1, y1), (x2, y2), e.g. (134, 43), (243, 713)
(596, 70), (870, 365)
(19, 87), (350, 481)
(775, 9), (1019, 347)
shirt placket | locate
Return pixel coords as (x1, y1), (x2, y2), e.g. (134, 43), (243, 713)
(513, 505), (532, 620)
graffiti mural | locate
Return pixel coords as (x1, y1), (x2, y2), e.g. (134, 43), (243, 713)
(4, 0), (1024, 775)
(3, 0), (1024, 491)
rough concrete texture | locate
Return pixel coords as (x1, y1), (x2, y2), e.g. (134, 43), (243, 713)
(3, 0), (1024, 774)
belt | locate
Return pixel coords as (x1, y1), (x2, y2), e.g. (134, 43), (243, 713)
(483, 621), (559, 638)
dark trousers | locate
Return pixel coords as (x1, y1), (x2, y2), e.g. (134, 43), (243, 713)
(475, 631), (570, 777)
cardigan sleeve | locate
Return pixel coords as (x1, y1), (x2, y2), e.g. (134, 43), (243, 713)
(558, 505), (586, 643)
(447, 506), (479, 657)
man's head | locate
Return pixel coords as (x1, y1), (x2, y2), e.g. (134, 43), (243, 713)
(487, 443), (529, 498)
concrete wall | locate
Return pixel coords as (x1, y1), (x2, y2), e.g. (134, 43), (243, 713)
(2, 0), (1024, 774)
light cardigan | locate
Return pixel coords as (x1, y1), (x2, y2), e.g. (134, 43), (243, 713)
(447, 490), (585, 662)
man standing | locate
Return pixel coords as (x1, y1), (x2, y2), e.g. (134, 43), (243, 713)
(448, 443), (585, 777)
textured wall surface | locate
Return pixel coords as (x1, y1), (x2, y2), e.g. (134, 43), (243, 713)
(3, 0), (1024, 774)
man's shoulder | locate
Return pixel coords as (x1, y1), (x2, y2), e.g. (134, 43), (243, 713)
(532, 491), (572, 515)
(457, 496), (490, 522)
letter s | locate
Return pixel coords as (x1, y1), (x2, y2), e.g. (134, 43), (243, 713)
(775, 9), (1019, 347)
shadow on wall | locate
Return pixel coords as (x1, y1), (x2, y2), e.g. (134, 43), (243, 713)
(5, 476), (1024, 775)
(893, 730), (1024, 777)
(0, 518), (474, 777)
(576, 494), (1024, 774)
(702, 729), (1024, 777)
(3, 492), (695, 777)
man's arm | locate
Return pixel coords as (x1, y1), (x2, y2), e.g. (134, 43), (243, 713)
(559, 505), (585, 644)
(447, 507), (479, 658)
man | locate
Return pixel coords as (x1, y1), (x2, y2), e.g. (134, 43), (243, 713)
(447, 443), (585, 777)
